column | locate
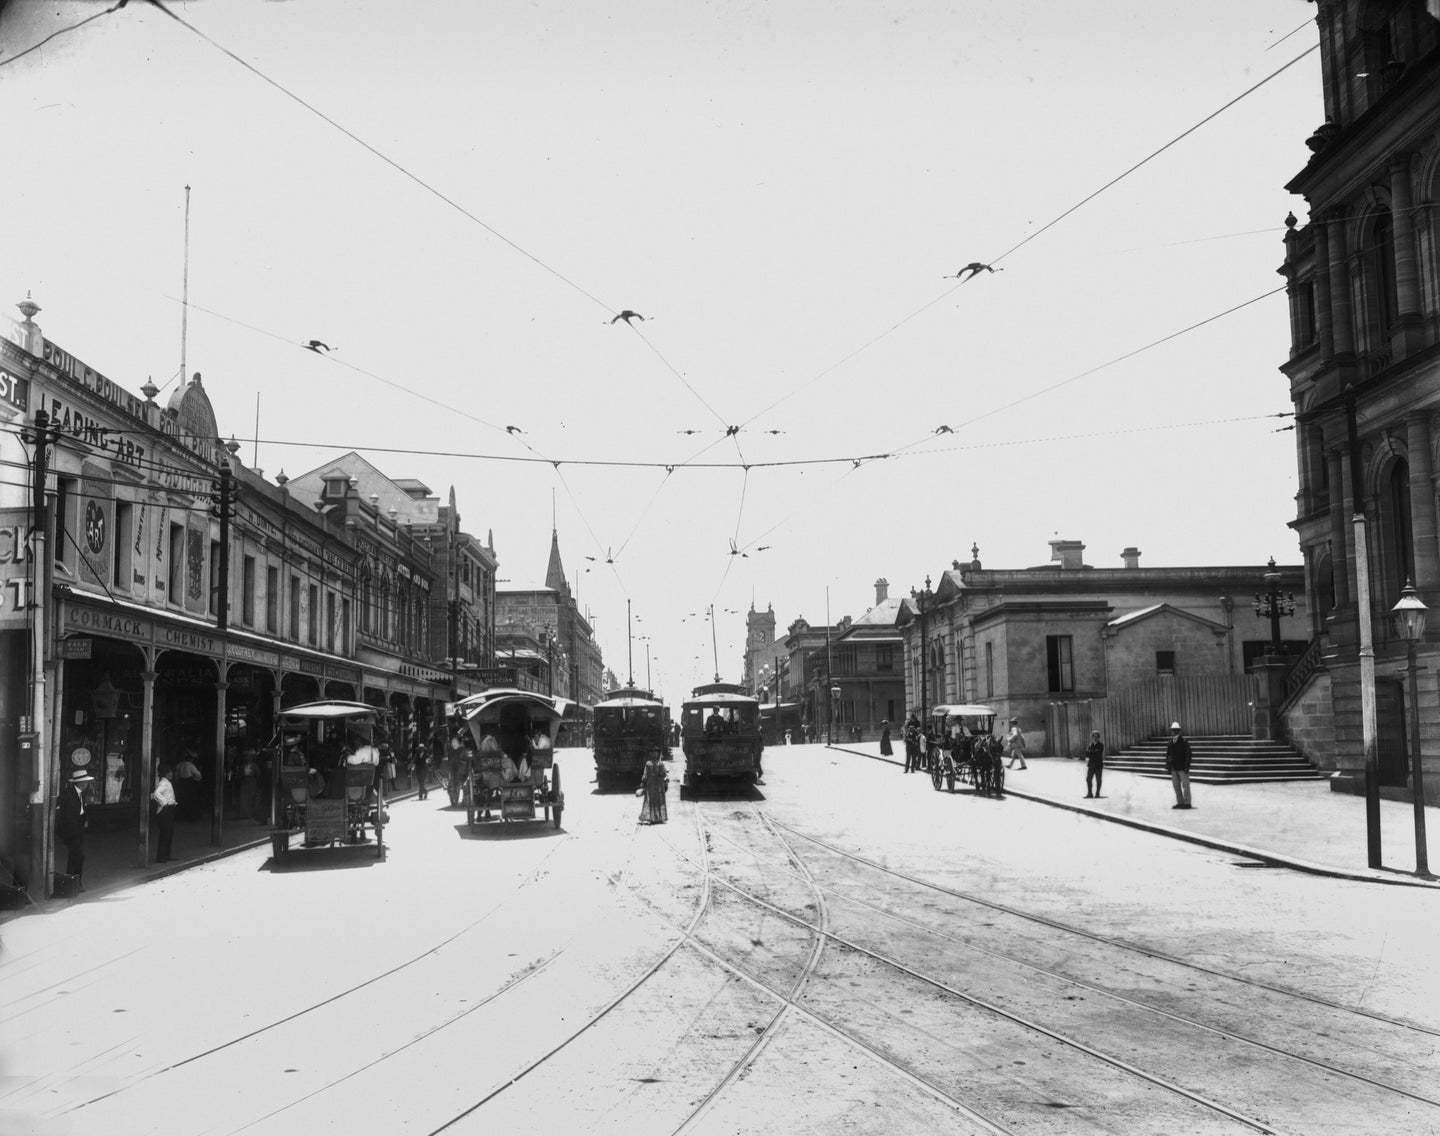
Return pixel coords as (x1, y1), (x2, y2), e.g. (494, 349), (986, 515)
(1327, 209), (1356, 358)
(1390, 154), (1421, 324)
(1407, 413), (1439, 594)
(212, 676), (228, 846)
(136, 664), (155, 868)
(1328, 448), (1351, 608)
(1314, 211), (1335, 360)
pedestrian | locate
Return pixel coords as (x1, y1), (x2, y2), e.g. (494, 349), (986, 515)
(1084, 730), (1105, 798)
(152, 763), (178, 862)
(174, 746), (204, 820)
(412, 735), (429, 800)
(237, 747), (260, 820)
(880, 720), (893, 758)
(1005, 718), (1028, 770)
(903, 715), (920, 773)
(1165, 721), (1193, 809)
(637, 754), (668, 825)
(56, 768), (94, 891)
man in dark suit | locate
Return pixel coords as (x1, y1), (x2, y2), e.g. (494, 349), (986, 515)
(1165, 721), (1193, 809)
(56, 768), (95, 891)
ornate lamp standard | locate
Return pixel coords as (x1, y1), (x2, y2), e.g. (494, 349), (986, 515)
(1390, 581), (1433, 879)
(913, 577), (935, 723)
(829, 685), (842, 746)
(1252, 557), (1296, 655)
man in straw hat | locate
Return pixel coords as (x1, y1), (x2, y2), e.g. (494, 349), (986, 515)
(57, 767), (95, 891)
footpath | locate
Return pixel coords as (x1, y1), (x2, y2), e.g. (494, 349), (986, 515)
(829, 743), (1440, 890)
(4, 773), (438, 921)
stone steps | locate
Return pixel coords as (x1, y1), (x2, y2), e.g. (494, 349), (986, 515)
(1105, 735), (1326, 784)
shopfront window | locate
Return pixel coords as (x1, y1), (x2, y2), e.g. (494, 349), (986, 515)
(58, 646), (143, 808)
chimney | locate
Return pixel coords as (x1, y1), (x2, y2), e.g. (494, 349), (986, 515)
(875, 577), (889, 605)
(1121, 547), (1142, 569)
(1048, 539), (1086, 570)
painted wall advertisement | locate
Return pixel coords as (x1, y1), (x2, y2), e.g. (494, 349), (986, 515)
(0, 507), (36, 631)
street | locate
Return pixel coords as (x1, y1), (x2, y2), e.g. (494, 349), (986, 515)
(5, 744), (1440, 1136)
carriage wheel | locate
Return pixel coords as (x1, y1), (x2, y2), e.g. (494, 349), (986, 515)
(930, 762), (942, 791)
(552, 763), (563, 829)
(946, 764), (955, 793)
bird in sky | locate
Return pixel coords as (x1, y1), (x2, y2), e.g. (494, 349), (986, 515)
(944, 263), (1000, 281)
(610, 310), (645, 325)
(934, 424), (954, 435)
(303, 340), (333, 353)
(505, 425), (523, 435)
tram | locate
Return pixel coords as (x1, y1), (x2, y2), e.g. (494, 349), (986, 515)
(679, 681), (763, 789)
(266, 700), (388, 862)
(456, 688), (568, 833)
(593, 687), (670, 788)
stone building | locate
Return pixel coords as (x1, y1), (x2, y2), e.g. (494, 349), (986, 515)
(897, 541), (1308, 756)
(799, 579), (906, 741)
(495, 528), (604, 712)
(1279, 0), (1440, 796)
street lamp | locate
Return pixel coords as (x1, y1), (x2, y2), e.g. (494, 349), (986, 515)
(829, 684), (841, 746)
(913, 577), (934, 723)
(1252, 556), (1296, 655)
(1390, 580), (1433, 879)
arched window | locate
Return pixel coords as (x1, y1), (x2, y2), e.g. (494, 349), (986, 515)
(1385, 459), (1414, 597)
(1372, 207), (1398, 332)
(360, 565), (372, 635)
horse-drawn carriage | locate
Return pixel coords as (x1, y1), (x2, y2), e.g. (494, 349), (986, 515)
(455, 688), (568, 833)
(267, 700), (387, 862)
(927, 704), (1005, 798)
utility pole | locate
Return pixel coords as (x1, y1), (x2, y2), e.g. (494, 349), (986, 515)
(26, 410), (53, 900)
(210, 461), (236, 631)
(1347, 387), (1382, 868)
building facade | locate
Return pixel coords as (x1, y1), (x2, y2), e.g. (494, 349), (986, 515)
(1280, 0), (1440, 796)
(897, 540), (1308, 756)
(0, 300), (465, 899)
(800, 579), (906, 741)
(494, 528), (604, 711)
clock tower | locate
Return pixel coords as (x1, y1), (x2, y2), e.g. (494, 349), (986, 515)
(743, 602), (777, 695)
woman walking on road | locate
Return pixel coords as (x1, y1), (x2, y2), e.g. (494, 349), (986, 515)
(638, 756), (669, 825)
(879, 720), (893, 757)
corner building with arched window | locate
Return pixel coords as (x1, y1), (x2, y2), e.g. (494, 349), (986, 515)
(1281, 1), (1440, 796)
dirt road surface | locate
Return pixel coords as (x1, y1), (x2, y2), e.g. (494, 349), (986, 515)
(4, 744), (1439, 1135)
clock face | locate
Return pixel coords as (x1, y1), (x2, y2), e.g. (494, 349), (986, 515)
(85, 501), (107, 554)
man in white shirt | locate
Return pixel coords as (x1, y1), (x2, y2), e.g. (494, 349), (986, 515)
(151, 764), (178, 862)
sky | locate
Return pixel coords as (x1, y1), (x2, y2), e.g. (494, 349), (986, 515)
(1, 0), (1324, 699)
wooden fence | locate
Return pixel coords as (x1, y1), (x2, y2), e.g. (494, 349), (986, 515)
(1046, 674), (1258, 757)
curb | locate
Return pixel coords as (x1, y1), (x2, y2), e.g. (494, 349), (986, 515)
(11, 785), (429, 918)
(823, 745), (1440, 890)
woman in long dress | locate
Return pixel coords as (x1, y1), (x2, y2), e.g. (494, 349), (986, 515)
(879, 721), (893, 757)
(638, 756), (668, 825)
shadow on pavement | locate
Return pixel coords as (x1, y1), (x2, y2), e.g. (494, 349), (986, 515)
(453, 821), (563, 842)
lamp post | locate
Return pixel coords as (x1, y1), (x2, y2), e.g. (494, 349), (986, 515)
(830, 685), (842, 746)
(1252, 556), (1296, 655)
(1390, 580), (1433, 879)
(913, 577), (934, 724)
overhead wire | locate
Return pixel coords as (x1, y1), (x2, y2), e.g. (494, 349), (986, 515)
(0, 0), (129, 71)
(731, 40), (1320, 438)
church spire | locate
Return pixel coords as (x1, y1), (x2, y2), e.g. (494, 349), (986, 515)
(545, 527), (567, 594)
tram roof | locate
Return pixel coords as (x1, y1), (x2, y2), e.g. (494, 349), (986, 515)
(596, 696), (665, 709)
(683, 691), (760, 708)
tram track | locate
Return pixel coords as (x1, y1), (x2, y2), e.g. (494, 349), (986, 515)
(768, 814), (1440, 1040)
(425, 805), (718, 1134)
(42, 831), (579, 1121)
(673, 805), (1280, 1135)
(697, 816), (1440, 1110)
